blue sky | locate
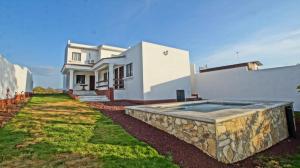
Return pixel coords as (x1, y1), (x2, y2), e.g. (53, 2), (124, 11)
(0, 0), (300, 88)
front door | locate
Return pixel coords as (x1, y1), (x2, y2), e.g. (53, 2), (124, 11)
(89, 76), (95, 90)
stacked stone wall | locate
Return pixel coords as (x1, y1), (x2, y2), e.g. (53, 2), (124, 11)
(216, 106), (289, 163)
(126, 105), (290, 163)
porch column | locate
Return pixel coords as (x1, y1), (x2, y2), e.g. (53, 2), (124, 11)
(62, 74), (66, 90)
(108, 64), (114, 88)
(95, 70), (99, 89)
(69, 69), (74, 90)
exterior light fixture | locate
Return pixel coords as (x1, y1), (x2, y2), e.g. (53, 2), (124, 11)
(163, 50), (168, 56)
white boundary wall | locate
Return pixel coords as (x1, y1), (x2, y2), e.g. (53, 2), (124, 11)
(0, 55), (33, 99)
(194, 65), (300, 111)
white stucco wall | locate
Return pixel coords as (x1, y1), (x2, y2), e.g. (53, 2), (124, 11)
(66, 47), (99, 65)
(113, 43), (144, 100)
(93, 41), (193, 101)
(99, 48), (123, 59)
(141, 41), (192, 100)
(0, 55), (33, 99)
(190, 64), (197, 94)
(195, 65), (300, 111)
(98, 69), (108, 81)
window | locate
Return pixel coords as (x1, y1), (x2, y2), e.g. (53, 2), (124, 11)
(103, 72), (108, 81)
(126, 63), (133, 77)
(76, 75), (85, 84)
(114, 66), (124, 89)
(72, 52), (81, 61)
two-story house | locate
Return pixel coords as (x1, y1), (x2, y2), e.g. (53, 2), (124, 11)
(61, 40), (192, 103)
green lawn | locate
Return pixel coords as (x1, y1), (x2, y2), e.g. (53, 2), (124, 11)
(0, 94), (177, 168)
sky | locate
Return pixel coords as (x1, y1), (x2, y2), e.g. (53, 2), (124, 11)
(0, 0), (300, 88)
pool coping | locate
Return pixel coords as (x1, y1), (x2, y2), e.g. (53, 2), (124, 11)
(125, 100), (293, 123)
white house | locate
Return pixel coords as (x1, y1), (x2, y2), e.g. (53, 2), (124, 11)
(61, 40), (192, 102)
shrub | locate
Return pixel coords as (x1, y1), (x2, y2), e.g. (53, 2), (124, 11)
(33, 86), (62, 94)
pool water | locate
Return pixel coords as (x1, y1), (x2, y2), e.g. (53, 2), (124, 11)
(161, 103), (251, 112)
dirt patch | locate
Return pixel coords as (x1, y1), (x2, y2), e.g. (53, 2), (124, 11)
(89, 102), (300, 168)
(49, 153), (101, 168)
(0, 153), (100, 168)
(0, 157), (46, 168)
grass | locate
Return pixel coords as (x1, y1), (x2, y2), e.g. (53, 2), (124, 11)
(257, 111), (300, 168)
(0, 94), (178, 168)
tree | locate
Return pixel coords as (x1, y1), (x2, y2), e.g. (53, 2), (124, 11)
(33, 86), (46, 93)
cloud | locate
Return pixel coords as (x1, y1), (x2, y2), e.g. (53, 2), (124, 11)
(197, 29), (300, 68)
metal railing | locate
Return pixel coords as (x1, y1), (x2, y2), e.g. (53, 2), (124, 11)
(96, 80), (109, 89)
(96, 79), (124, 89)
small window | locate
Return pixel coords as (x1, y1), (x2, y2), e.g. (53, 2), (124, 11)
(126, 63), (133, 77)
(72, 52), (81, 61)
(103, 72), (108, 81)
(76, 75), (85, 84)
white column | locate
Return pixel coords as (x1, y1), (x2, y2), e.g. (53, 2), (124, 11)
(69, 69), (74, 90)
(108, 64), (114, 88)
(63, 74), (67, 90)
(95, 70), (99, 89)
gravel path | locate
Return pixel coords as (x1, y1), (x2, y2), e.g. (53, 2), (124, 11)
(89, 102), (300, 168)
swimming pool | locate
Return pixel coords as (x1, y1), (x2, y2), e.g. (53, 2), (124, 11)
(125, 100), (294, 163)
(157, 102), (252, 112)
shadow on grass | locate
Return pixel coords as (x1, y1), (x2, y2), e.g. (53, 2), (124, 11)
(89, 114), (147, 147)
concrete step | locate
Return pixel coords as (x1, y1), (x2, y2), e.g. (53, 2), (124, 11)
(78, 96), (105, 98)
(78, 95), (109, 102)
(74, 90), (97, 96)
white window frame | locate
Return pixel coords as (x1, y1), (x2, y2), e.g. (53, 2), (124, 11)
(126, 63), (133, 77)
(76, 75), (85, 84)
(72, 52), (81, 61)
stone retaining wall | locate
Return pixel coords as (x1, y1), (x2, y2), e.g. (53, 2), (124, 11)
(216, 106), (289, 163)
(126, 105), (290, 163)
(126, 110), (217, 158)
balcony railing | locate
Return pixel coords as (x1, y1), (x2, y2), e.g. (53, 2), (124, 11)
(96, 80), (108, 89)
(96, 78), (124, 89)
